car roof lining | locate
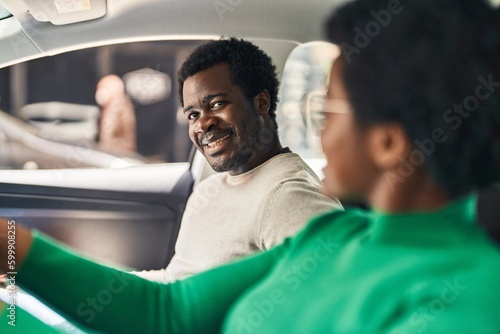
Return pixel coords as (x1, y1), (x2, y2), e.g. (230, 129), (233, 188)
(0, 0), (350, 69)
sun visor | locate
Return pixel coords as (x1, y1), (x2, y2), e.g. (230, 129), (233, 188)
(22, 0), (106, 25)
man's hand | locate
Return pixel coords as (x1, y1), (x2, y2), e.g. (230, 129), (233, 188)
(0, 219), (33, 274)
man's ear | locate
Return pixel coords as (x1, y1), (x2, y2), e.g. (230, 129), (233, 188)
(366, 123), (411, 169)
(253, 90), (271, 115)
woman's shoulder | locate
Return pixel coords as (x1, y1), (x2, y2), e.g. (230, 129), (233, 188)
(291, 208), (372, 246)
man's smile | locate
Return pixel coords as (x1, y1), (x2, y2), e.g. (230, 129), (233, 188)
(201, 132), (233, 154)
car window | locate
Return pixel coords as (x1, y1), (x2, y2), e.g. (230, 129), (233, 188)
(0, 40), (338, 171)
(0, 40), (204, 169)
(277, 41), (340, 178)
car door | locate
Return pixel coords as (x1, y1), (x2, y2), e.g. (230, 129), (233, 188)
(0, 159), (196, 271)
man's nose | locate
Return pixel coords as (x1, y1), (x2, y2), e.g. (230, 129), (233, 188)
(194, 112), (218, 133)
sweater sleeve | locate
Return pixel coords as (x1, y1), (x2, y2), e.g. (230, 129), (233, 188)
(16, 231), (286, 334)
(259, 180), (342, 250)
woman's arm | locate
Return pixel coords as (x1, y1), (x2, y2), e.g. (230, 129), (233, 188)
(2, 225), (285, 333)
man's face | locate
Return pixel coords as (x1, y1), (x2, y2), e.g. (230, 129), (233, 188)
(183, 63), (263, 174)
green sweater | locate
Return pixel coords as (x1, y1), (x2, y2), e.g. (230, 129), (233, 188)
(2, 195), (500, 333)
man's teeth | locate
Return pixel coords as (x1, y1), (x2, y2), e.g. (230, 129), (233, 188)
(206, 134), (230, 148)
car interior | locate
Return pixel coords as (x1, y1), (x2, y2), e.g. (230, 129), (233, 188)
(0, 0), (498, 270)
(0, 0), (346, 274)
(0, 0), (498, 331)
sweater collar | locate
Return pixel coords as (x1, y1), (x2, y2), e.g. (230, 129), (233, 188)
(225, 149), (293, 185)
(369, 194), (477, 246)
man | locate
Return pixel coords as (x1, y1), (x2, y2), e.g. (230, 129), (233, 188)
(127, 38), (341, 282)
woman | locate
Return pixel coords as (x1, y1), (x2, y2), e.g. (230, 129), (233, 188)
(1, 0), (499, 332)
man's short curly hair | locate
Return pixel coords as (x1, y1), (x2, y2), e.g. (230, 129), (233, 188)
(178, 37), (280, 128)
(326, 0), (500, 198)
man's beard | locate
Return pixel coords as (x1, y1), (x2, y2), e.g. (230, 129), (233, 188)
(209, 116), (263, 173)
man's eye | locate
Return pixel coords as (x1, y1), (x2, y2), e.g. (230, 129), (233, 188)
(211, 101), (226, 109)
(187, 112), (199, 121)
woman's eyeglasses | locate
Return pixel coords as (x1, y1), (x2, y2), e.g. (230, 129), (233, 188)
(305, 90), (353, 135)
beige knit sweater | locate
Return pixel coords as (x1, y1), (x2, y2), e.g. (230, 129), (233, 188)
(135, 152), (342, 282)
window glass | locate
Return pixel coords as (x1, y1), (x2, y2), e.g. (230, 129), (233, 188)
(0, 40), (204, 169)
